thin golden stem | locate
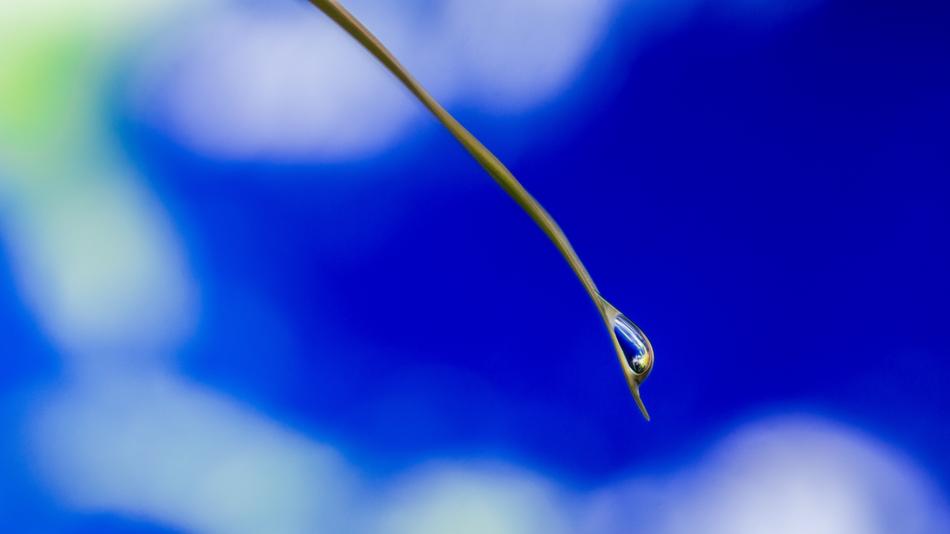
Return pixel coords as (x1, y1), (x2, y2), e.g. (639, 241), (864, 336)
(306, 0), (652, 420)
(307, 0), (602, 308)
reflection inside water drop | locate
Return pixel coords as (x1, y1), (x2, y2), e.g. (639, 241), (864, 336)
(613, 314), (649, 374)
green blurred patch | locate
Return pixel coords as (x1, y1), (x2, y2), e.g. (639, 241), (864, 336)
(0, 30), (102, 154)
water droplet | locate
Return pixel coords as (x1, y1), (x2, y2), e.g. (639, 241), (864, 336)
(613, 314), (649, 374)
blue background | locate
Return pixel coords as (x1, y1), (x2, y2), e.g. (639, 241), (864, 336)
(3, 0), (949, 531)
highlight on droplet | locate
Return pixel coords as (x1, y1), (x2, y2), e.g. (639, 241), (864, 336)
(613, 313), (649, 374)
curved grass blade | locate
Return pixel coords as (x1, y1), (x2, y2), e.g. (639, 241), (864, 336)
(306, 0), (654, 419)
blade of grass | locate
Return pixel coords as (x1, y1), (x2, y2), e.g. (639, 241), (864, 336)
(308, 0), (601, 306)
(306, 0), (652, 419)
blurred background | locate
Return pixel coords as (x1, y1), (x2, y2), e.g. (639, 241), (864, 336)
(1, 0), (949, 532)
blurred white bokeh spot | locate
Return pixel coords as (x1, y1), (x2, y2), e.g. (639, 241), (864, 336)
(137, 1), (424, 160)
(29, 393), (949, 534)
(375, 462), (572, 534)
(4, 177), (197, 361)
(0, 0), (203, 364)
(134, 0), (619, 161)
(29, 371), (356, 534)
(443, 0), (615, 111)
(583, 416), (950, 534)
